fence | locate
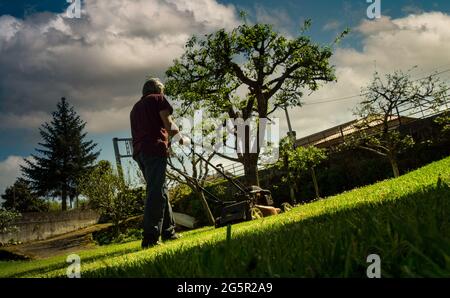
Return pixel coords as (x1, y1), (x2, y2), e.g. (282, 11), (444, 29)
(295, 99), (450, 150)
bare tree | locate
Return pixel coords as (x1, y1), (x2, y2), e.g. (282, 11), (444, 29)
(349, 69), (448, 178)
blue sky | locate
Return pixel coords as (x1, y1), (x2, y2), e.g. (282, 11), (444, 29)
(1, 0), (450, 195)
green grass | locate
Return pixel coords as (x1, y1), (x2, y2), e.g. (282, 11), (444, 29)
(1, 156), (449, 278)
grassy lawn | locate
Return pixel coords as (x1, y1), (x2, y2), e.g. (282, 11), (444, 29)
(1, 156), (449, 278)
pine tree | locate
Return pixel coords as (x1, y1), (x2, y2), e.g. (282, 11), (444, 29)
(21, 97), (100, 211)
(1, 178), (48, 212)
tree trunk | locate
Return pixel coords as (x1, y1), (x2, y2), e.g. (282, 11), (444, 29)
(311, 167), (320, 199)
(283, 152), (296, 204)
(289, 184), (296, 204)
(198, 190), (215, 226)
(389, 156), (400, 178)
(61, 184), (67, 211)
(242, 153), (260, 186)
(113, 219), (121, 237)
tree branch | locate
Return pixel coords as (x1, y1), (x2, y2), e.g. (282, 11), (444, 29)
(212, 150), (240, 162)
(230, 62), (257, 88)
(265, 63), (304, 100)
(358, 145), (388, 157)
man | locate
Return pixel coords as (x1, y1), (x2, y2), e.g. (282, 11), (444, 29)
(130, 78), (189, 248)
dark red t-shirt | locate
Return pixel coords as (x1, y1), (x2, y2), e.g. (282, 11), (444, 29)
(130, 94), (174, 158)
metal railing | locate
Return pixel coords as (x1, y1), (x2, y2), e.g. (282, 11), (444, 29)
(294, 99), (449, 149)
(114, 99), (449, 182)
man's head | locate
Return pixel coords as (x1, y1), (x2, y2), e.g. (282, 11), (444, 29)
(142, 78), (164, 96)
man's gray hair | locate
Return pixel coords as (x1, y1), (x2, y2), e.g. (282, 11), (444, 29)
(142, 78), (164, 95)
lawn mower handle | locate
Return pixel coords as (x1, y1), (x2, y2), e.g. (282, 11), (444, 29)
(176, 140), (248, 195)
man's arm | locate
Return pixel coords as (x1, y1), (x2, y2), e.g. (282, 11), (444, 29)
(159, 109), (190, 145)
(159, 109), (179, 137)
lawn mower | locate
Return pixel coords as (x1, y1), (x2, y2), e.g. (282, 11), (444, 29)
(184, 151), (280, 228)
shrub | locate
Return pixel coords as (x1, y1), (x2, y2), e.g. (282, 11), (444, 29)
(78, 161), (144, 234)
(0, 209), (21, 235)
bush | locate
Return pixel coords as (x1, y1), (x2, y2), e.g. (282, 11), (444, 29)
(78, 161), (144, 234)
(46, 200), (62, 212)
(0, 209), (21, 235)
(77, 199), (89, 210)
(117, 187), (145, 217)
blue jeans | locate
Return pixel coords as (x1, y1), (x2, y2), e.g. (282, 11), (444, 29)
(134, 152), (176, 241)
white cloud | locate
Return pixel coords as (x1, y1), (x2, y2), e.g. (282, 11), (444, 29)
(0, 15), (22, 41)
(356, 16), (398, 35)
(1, 6), (450, 142)
(323, 20), (341, 31)
(166, 0), (238, 29)
(253, 4), (295, 36)
(0, 156), (28, 197)
(0, 0), (239, 133)
(80, 106), (131, 134)
(283, 12), (450, 138)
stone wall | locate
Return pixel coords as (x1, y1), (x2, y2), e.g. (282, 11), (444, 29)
(0, 209), (100, 244)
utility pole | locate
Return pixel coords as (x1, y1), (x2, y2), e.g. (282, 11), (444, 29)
(113, 137), (124, 181)
(284, 105), (297, 143)
(284, 106), (297, 205)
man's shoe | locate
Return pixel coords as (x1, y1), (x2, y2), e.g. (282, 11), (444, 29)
(162, 233), (182, 242)
(141, 238), (160, 249)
